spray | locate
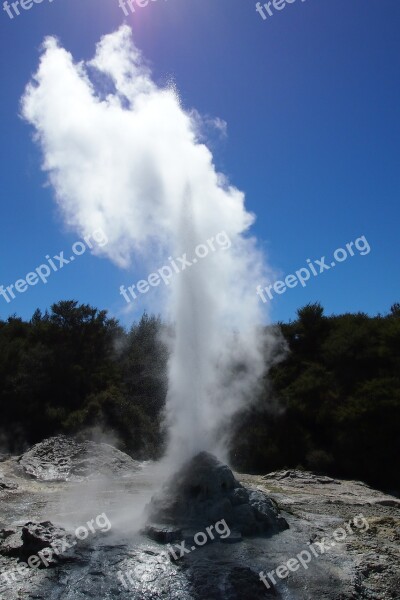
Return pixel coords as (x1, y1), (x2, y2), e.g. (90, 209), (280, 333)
(21, 25), (278, 471)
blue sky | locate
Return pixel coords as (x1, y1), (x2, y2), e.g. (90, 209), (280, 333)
(0, 0), (399, 326)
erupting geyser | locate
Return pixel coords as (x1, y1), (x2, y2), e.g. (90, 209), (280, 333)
(21, 25), (280, 474)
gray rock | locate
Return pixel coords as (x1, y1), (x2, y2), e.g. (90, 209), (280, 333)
(0, 479), (18, 491)
(18, 435), (141, 481)
(374, 499), (400, 508)
(0, 521), (72, 566)
(248, 490), (287, 529)
(146, 452), (288, 539)
(228, 487), (249, 506)
(144, 524), (182, 543)
(0, 442), (398, 600)
(220, 529), (242, 544)
(231, 504), (257, 535)
(263, 469), (341, 485)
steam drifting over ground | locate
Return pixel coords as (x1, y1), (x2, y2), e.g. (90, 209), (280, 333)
(21, 25), (278, 468)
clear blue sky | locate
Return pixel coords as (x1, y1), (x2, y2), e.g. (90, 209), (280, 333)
(0, 0), (399, 326)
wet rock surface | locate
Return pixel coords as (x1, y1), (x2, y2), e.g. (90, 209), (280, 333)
(0, 521), (72, 565)
(145, 452), (288, 540)
(0, 465), (18, 491)
(0, 438), (398, 599)
(17, 435), (142, 481)
(0, 479), (18, 491)
(243, 469), (400, 599)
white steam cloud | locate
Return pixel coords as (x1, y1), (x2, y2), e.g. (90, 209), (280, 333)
(21, 26), (277, 466)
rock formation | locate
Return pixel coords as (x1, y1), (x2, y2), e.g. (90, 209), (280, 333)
(145, 452), (288, 542)
(17, 435), (141, 481)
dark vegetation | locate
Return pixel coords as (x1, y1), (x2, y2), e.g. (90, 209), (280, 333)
(0, 302), (168, 459)
(0, 300), (399, 490)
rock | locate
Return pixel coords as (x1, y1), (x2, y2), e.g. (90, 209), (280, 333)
(18, 435), (141, 481)
(374, 499), (400, 508)
(189, 564), (278, 599)
(0, 479), (18, 491)
(220, 529), (242, 544)
(144, 524), (182, 543)
(0, 521), (72, 566)
(207, 497), (234, 523)
(0, 528), (21, 555)
(0, 527), (18, 540)
(0, 469), (18, 491)
(263, 469), (341, 485)
(21, 522), (71, 560)
(0, 445), (398, 600)
(231, 504), (258, 536)
(228, 487), (249, 506)
(248, 490), (289, 531)
(145, 452), (288, 539)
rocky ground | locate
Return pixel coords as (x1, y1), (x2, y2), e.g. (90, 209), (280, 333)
(242, 470), (400, 599)
(0, 437), (399, 599)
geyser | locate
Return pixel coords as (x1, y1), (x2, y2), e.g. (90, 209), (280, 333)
(145, 452), (288, 542)
(21, 25), (279, 469)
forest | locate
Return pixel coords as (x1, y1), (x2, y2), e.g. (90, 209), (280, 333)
(0, 300), (399, 490)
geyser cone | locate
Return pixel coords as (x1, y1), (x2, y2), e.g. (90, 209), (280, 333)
(145, 452), (288, 541)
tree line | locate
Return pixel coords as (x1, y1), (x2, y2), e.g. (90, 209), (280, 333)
(0, 300), (398, 490)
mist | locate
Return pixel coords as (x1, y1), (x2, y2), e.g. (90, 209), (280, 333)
(21, 25), (278, 469)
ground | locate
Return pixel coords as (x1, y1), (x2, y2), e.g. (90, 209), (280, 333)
(0, 440), (399, 599)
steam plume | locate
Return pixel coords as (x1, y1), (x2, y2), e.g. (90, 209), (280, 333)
(21, 26), (277, 466)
